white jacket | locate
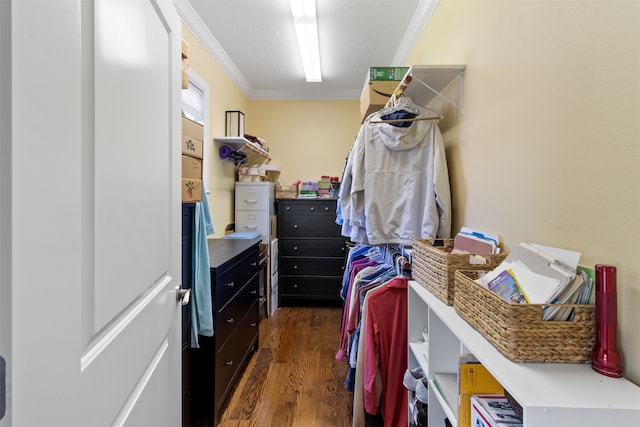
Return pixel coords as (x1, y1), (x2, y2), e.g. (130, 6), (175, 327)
(340, 97), (451, 245)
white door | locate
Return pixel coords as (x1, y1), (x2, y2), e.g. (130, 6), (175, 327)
(1, 0), (183, 426)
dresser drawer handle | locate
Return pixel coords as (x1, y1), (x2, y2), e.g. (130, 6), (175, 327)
(310, 207), (315, 211)
(244, 199), (258, 204)
(293, 284), (298, 288)
(250, 290), (257, 295)
(341, 246), (346, 252)
(226, 281), (235, 288)
(286, 206), (291, 211)
(293, 265), (298, 270)
(324, 206), (329, 211)
(251, 262), (257, 267)
(225, 318), (234, 324)
(293, 246), (299, 251)
(293, 224), (298, 229)
(224, 361), (234, 366)
(250, 322), (257, 327)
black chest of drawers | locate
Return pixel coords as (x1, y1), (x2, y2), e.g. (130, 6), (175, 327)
(191, 237), (260, 426)
(277, 198), (347, 304)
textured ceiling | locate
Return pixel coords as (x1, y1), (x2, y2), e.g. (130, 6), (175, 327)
(176, 0), (438, 99)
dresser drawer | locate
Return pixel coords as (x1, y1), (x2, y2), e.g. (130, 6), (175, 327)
(279, 276), (342, 299)
(214, 301), (259, 409)
(279, 201), (336, 215)
(279, 238), (347, 257)
(280, 257), (345, 276)
(215, 274), (259, 348)
(213, 250), (259, 308)
(235, 184), (272, 211)
(279, 214), (343, 238)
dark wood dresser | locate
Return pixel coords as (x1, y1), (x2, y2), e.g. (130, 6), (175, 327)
(191, 237), (261, 426)
(277, 198), (347, 304)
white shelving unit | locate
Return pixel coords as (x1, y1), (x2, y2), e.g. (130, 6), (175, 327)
(213, 136), (272, 161)
(408, 280), (640, 427)
(389, 65), (466, 115)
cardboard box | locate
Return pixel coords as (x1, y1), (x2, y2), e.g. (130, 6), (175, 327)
(181, 178), (202, 202)
(182, 57), (189, 89)
(181, 39), (189, 59)
(458, 357), (504, 427)
(369, 66), (409, 81)
(181, 116), (203, 141)
(360, 79), (401, 122)
(471, 395), (523, 427)
(181, 134), (203, 159)
(182, 155), (203, 180)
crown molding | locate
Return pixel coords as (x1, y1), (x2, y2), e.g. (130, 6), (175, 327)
(392, 0), (440, 65)
(173, 0), (253, 96)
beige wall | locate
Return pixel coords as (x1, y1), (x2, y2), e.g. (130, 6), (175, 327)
(249, 100), (360, 185)
(406, 0), (640, 383)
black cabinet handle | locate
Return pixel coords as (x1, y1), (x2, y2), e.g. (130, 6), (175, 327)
(224, 361), (233, 366)
(250, 290), (257, 295)
(225, 318), (234, 324)
(250, 322), (257, 327)
(226, 281), (235, 288)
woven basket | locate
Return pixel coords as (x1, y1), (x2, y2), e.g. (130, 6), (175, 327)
(453, 270), (596, 363)
(412, 238), (507, 305)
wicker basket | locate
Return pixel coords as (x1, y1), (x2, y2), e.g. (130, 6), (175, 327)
(412, 238), (507, 305)
(453, 270), (596, 363)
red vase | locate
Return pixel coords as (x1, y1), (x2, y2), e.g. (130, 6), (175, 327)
(591, 264), (624, 378)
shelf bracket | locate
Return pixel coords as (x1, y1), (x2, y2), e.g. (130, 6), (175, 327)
(412, 70), (465, 116)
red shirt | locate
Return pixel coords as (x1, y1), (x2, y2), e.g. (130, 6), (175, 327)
(363, 277), (408, 427)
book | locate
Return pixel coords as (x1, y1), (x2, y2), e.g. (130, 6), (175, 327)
(458, 355), (504, 427)
(486, 269), (527, 304)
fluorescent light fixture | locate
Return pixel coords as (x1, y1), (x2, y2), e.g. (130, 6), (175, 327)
(290, 0), (322, 82)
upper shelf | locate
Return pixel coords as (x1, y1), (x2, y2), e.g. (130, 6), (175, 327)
(213, 136), (271, 161)
(390, 65), (466, 115)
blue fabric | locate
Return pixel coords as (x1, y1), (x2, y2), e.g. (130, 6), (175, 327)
(223, 231), (261, 239)
(191, 185), (216, 348)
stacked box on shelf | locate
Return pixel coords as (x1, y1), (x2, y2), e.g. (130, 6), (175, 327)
(317, 176), (331, 198)
(181, 116), (204, 202)
(360, 66), (410, 122)
(412, 238), (507, 305)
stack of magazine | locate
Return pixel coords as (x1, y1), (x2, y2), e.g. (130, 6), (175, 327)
(475, 243), (594, 321)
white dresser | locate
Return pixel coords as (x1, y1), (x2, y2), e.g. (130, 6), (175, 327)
(234, 182), (275, 244)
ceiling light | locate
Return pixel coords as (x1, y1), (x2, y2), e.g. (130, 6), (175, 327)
(290, 0), (322, 82)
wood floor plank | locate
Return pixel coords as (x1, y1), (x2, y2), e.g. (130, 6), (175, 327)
(216, 305), (353, 427)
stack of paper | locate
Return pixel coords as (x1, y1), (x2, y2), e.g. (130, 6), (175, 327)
(451, 227), (501, 255)
(477, 243), (581, 306)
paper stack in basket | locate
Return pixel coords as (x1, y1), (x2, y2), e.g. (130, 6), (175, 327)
(475, 242), (594, 320)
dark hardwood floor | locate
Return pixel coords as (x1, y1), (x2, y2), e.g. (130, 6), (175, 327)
(217, 305), (353, 427)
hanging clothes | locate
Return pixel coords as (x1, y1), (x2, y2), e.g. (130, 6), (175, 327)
(338, 96), (452, 245)
(337, 245), (410, 427)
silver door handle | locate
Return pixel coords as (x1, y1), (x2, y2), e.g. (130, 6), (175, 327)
(176, 288), (191, 306)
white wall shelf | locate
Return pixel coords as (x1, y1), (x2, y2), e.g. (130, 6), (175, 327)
(213, 136), (271, 161)
(408, 280), (640, 427)
(391, 65), (466, 115)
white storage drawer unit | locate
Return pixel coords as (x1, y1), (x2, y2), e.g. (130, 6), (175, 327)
(234, 182), (274, 243)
